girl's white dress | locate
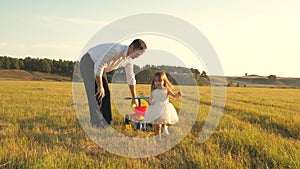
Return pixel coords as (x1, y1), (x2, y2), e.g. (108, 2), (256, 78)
(143, 88), (179, 124)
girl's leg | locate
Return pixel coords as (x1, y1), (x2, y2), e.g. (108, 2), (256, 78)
(156, 124), (162, 135)
(162, 124), (169, 135)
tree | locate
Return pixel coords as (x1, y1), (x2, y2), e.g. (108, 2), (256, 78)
(18, 59), (25, 69)
(9, 58), (20, 69)
(201, 71), (208, 78)
(143, 64), (151, 69)
(2, 56), (10, 69)
(0, 56), (5, 69)
(227, 81), (234, 87)
(268, 75), (276, 81)
(40, 59), (51, 73)
(191, 68), (200, 75)
(136, 68), (157, 84)
(51, 60), (59, 74)
(24, 57), (33, 70)
(0, 58), (2, 69)
(68, 61), (75, 77)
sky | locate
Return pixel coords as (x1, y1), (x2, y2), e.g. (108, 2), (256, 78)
(1, 0), (300, 77)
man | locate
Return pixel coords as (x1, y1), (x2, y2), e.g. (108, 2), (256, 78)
(80, 39), (147, 127)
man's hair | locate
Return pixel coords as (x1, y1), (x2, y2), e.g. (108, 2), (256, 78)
(129, 39), (147, 50)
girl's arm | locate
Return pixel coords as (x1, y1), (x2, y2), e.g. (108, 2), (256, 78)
(147, 92), (154, 105)
(167, 88), (182, 98)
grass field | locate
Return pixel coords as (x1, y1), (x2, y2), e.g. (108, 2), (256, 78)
(0, 80), (299, 168)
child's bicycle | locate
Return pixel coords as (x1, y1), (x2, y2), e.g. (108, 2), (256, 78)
(124, 96), (150, 131)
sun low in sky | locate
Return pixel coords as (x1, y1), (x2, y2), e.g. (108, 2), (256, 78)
(0, 0), (299, 77)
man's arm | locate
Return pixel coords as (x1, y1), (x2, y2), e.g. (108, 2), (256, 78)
(95, 75), (101, 87)
(129, 84), (137, 105)
(129, 85), (136, 97)
(95, 75), (105, 100)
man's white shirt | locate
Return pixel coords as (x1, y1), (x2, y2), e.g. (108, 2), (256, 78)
(88, 43), (136, 85)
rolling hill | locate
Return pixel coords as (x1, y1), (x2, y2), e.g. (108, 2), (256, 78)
(0, 70), (71, 81)
(1, 69), (300, 87)
(226, 75), (300, 87)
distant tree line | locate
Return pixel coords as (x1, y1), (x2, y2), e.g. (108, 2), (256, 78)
(1, 56), (209, 85)
(0, 56), (76, 77)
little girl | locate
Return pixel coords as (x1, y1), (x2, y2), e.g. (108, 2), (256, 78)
(143, 72), (182, 136)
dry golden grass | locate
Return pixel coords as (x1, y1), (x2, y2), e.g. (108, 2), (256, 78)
(0, 80), (299, 168)
(0, 70), (70, 81)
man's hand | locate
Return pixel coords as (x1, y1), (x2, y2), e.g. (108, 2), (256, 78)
(95, 86), (105, 100)
(131, 99), (137, 106)
(95, 75), (105, 100)
(129, 84), (137, 106)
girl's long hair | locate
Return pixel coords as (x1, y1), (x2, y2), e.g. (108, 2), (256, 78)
(151, 72), (173, 91)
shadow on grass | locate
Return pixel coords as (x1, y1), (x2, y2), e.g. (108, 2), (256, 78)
(156, 153), (202, 169)
(15, 113), (114, 161)
(190, 121), (205, 138)
(214, 131), (293, 169)
(224, 105), (299, 140)
(197, 99), (299, 140)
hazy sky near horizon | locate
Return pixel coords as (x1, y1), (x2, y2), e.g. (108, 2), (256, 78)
(1, 0), (299, 77)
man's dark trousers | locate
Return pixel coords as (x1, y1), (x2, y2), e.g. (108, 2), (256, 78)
(80, 53), (112, 127)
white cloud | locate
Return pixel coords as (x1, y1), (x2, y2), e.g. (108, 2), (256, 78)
(0, 42), (27, 52)
(60, 17), (108, 26)
(40, 15), (108, 27)
(0, 42), (8, 48)
(0, 41), (84, 61)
